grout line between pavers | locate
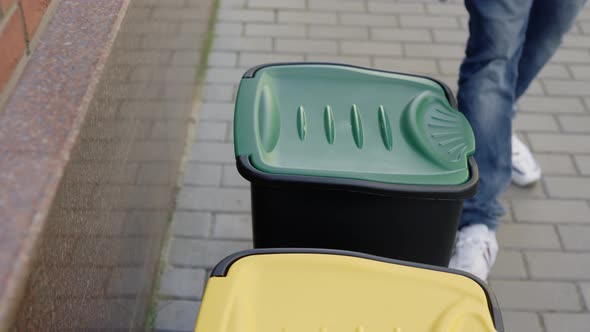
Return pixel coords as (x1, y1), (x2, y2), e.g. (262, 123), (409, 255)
(571, 154), (584, 176)
(553, 113), (565, 133)
(537, 312), (548, 332)
(521, 248), (533, 280)
(576, 281), (590, 312)
(554, 223), (566, 251)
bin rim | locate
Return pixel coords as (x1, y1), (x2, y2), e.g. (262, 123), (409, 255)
(236, 154), (479, 200)
(241, 62), (458, 110)
(210, 248), (503, 332)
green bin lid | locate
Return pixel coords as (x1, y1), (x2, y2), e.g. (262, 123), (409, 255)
(234, 63), (475, 186)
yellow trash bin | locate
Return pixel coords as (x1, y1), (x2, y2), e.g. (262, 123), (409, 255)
(194, 249), (503, 332)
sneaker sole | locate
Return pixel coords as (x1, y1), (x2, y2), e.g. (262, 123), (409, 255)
(511, 174), (542, 187)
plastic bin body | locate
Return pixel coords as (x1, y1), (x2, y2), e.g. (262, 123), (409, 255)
(250, 183), (463, 267)
(234, 63), (478, 266)
(194, 249), (503, 332)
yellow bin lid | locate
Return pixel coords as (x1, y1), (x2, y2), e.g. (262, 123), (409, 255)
(195, 249), (503, 332)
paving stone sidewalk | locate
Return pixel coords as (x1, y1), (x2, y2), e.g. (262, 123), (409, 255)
(155, 0), (590, 331)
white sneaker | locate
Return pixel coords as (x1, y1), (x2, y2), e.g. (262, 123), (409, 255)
(449, 224), (498, 282)
(512, 134), (542, 186)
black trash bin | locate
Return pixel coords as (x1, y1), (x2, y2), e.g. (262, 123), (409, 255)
(234, 63), (478, 267)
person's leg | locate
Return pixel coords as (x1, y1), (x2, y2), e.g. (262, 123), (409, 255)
(458, 0), (534, 231)
(510, 0), (585, 186)
(515, 0), (587, 100)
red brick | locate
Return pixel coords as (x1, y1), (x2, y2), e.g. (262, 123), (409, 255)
(20, 0), (51, 37)
(0, 8), (27, 92)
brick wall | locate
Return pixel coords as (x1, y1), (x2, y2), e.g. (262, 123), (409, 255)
(8, 0), (215, 329)
(0, 0), (52, 94)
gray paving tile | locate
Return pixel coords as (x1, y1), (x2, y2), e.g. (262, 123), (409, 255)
(200, 102), (235, 121)
(570, 64), (590, 79)
(188, 142), (234, 163)
(248, 0), (305, 9)
(550, 48), (590, 64)
(432, 29), (468, 44)
(197, 121), (228, 141)
(245, 23), (306, 37)
(239, 52), (304, 67)
(533, 154), (577, 175)
(275, 39), (338, 54)
(218, 9), (275, 22)
(502, 183), (546, 199)
(183, 162), (223, 186)
(220, 0), (246, 8)
(489, 250), (527, 279)
(155, 300), (200, 331)
(278, 11), (338, 24)
(338, 13), (398, 27)
(558, 115), (590, 133)
(425, 3), (467, 16)
(513, 114), (559, 132)
(497, 224), (560, 249)
(581, 283), (590, 309)
(203, 84), (236, 102)
(526, 252), (590, 280)
(169, 238), (251, 267)
(160, 267), (207, 299)
(558, 225), (590, 250)
(213, 213), (253, 239)
(544, 79), (590, 96)
(171, 211), (212, 238)
(369, 2), (425, 14)
(177, 187), (251, 211)
(213, 36), (272, 52)
(309, 25), (369, 40)
(340, 41), (402, 56)
(438, 59), (461, 75)
(574, 155), (590, 175)
(545, 176), (590, 199)
(500, 312), (543, 332)
(538, 64), (571, 79)
(310, 0), (366, 12)
(529, 134), (590, 154)
(371, 27), (431, 42)
(524, 80), (545, 95)
(512, 199), (590, 223)
(400, 15), (460, 28)
(214, 22), (243, 37)
(490, 280), (582, 311)
(207, 52), (238, 68)
(373, 58), (438, 74)
(543, 313), (590, 332)
(404, 43), (464, 59)
(517, 96), (586, 113)
(221, 165), (250, 187)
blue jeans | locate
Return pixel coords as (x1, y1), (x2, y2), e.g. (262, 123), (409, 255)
(458, 0), (586, 230)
